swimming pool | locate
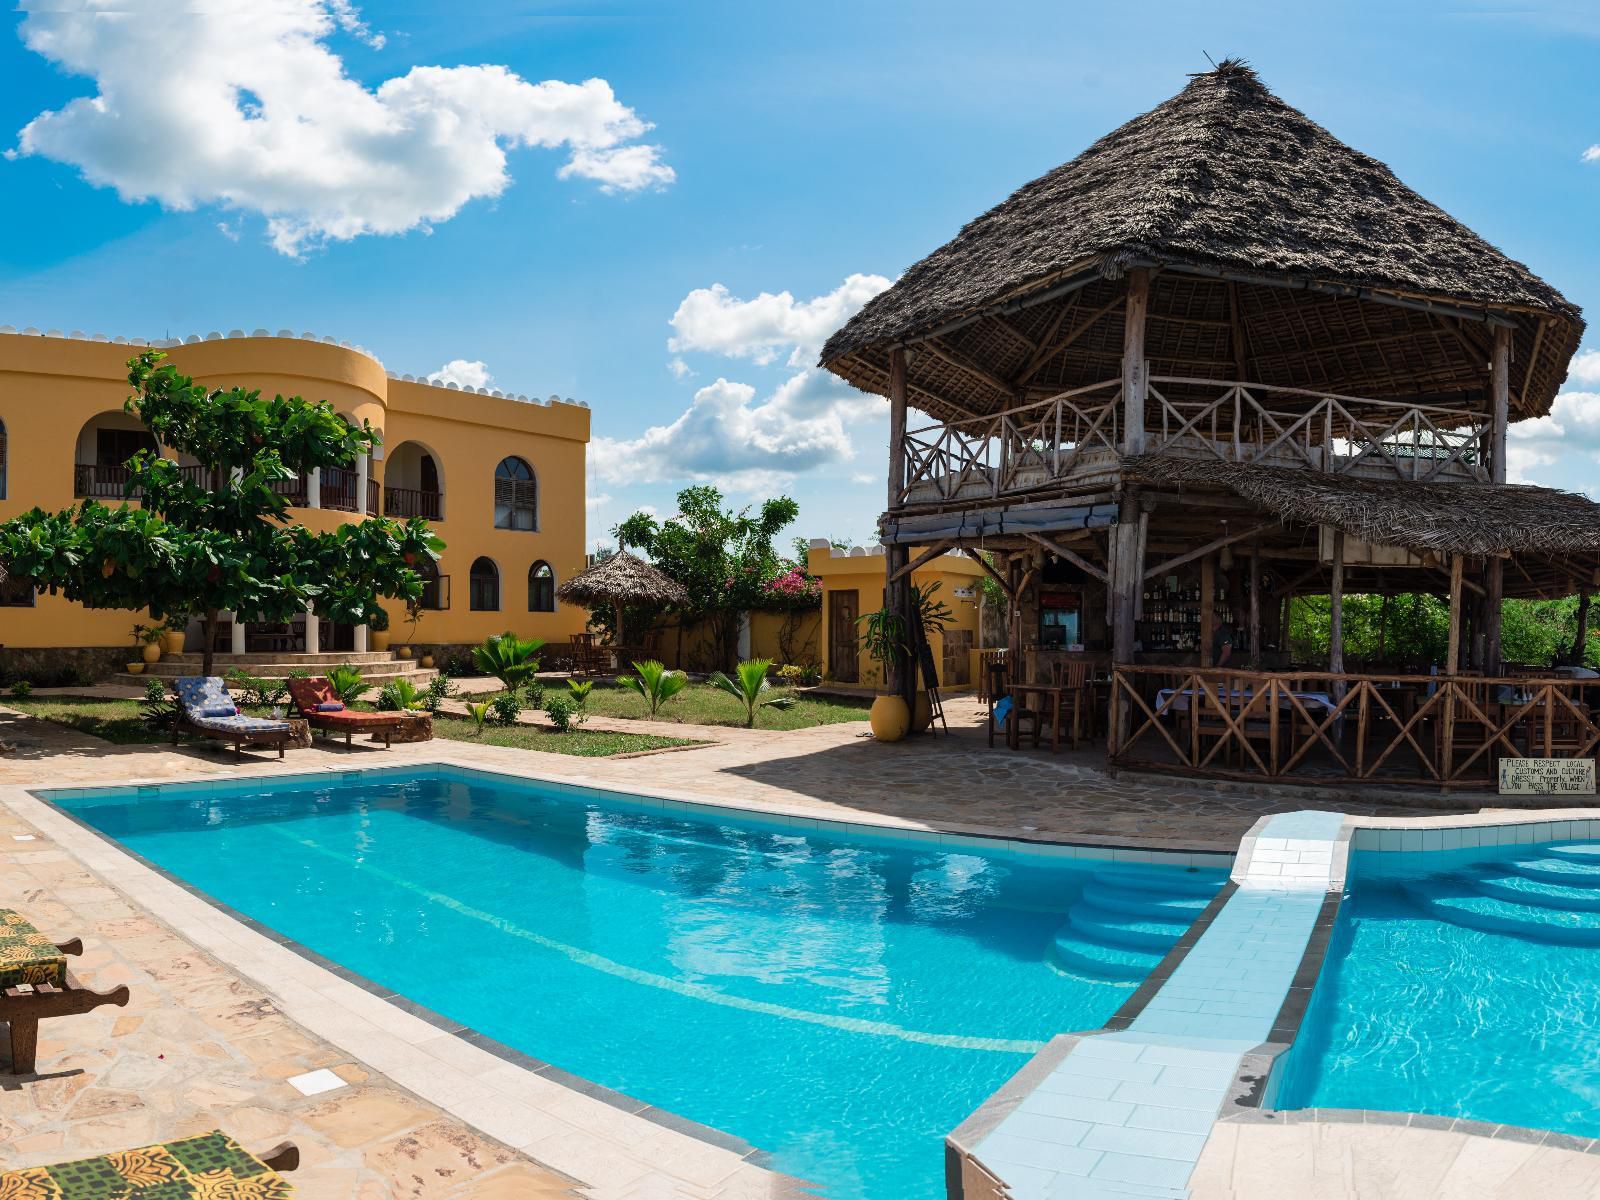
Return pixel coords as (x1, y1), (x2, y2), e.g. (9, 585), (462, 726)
(1280, 839), (1600, 1137)
(41, 766), (1225, 1199)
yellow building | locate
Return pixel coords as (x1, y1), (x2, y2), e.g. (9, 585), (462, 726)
(808, 541), (986, 693)
(0, 328), (590, 674)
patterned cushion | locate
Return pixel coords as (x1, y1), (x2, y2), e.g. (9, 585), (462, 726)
(287, 677), (333, 717)
(314, 702), (344, 713)
(0, 1130), (292, 1199)
(190, 714), (291, 735)
(174, 676), (233, 718)
(199, 704), (239, 718)
(0, 909), (66, 990)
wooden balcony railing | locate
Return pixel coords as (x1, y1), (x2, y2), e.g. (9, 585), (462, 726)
(384, 485), (444, 521)
(74, 462), (209, 499)
(269, 472), (309, 507)
(898, 376), (1490, 506)
(1107, 665), (1600, 791)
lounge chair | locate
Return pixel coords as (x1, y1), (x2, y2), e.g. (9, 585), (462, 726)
(287, 677), (407, 748)
(173, 677), (293, 758)
(0, 1130), (298, 1197)
(1, 908), (130, 1074)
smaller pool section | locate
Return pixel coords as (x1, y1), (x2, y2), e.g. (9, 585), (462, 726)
(40, 767), (1225, 1200)
(1281, 838), (1600, 1137)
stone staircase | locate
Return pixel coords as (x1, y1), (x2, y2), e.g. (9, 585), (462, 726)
(116, 650), (436, 687)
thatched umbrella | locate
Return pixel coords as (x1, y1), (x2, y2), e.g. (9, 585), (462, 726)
(556, 550), (689, 646)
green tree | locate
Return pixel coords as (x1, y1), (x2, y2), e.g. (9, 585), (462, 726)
(0, 351), (442, 676)
(613, 485), (801, 671)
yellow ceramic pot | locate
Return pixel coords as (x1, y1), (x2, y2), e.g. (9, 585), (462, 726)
(911, 691), (934, 733)
(141, 643), (161, 664)
(161, 631), (186, 655)
(869, 694), (910, 742)
(126, 662), (145, 675)
(370, 630), (391, 652)
(419, 653), (435, 669)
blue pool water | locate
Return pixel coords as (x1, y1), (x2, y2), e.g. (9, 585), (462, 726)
(1281, 840), (1600, 1137)
(42, 767), (1224, 1199)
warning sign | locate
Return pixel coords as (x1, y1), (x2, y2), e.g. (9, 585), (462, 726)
(1498, 757), (1597, 796)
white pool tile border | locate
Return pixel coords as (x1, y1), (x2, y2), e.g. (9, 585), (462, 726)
(9, 755), (1234, 1200)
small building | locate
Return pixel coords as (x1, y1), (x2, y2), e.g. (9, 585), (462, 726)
(808, 540), (986, 693)
(820, 61), (1598, 788)
(0, 329), (590, 676)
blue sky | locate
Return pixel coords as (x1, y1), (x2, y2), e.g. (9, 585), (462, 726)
(3, 0), (1598, 552)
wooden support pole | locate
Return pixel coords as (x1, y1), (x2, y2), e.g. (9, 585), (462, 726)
(1329, 530), (1346, 679)
(885, 348), (914, 708)
(1485, 325), (1510, 670)
(1023, 532), (1108, 584)
(1200, 553), (1216, 666)
(1446, 553), (1464, 676)
(1122, 270), (1151, 455)
(889, 540), (953, 584)
(1575, 593), (1592, 666)
(1248, 534), (1261, 669)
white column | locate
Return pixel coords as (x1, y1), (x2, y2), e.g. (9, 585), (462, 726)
(737, 611), (752, 661)
(354, 623), (369, 653)
(229, 611), (247, 655)
(304, 605), (320, 654)
(356, 453), (370, 514)
(307, 467), (321, 509)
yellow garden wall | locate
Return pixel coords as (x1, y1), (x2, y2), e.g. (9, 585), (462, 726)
(807, 543), (986, 693)
(644, 609), (822, 673)
(0, 331), (589, 651)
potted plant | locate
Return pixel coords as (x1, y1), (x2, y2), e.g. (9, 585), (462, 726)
(132, 623), (163, 664)
(856, 606), (911, 742)
(126, 660), (146, 675)
(395, 599), (423, 658)
(369, 606), (391, 653)
(159, 616), (188, 656)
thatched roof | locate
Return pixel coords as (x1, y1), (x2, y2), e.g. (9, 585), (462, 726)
(822, 60), (1582, 426)
(1124, 454), (1600, 559)
(555, 550), (689, 608)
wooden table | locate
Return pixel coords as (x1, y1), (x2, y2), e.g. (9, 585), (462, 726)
(1007, 683), (1086, 753)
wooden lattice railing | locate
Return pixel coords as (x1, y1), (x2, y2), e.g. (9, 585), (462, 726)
(1107, 666), (1600, 790)
(898, 375), (1490, 504)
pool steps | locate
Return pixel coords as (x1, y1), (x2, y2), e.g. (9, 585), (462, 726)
(1405, 851), (1600, 943)
(1051, 869), (1224, 982)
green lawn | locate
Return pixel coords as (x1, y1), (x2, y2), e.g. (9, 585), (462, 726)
(3, 695), (172, 745)
(429, 713), (697, 756)
(566, 678), (871, 730)
(2, 695), (700, 758)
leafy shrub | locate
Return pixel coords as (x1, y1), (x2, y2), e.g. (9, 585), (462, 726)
(567, 678), (593, 703)
(421, 672), (457, 713)
(543, 693), (587, 733)
(525, 680), (546, 708)
(376, 678), (426, 712)
(708, 658), (797, 728)
(488, 691), (523, 727)
(777, 663), (820, 687)
(138, 679), (179, 731)
(618, 660), (686, 716)
(9, 680), (32, 699)
(471, 632), (545, 692)
(225, 668), (289, 709)
(325, 664), (372, 706)
(466, 701), (492, 734)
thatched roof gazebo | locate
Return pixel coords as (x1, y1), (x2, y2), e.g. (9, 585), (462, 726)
(817, 59), (1595, 789)
(556, 550), (689, 646)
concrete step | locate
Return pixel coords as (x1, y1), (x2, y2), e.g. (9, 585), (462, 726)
(160, 651), (405, 667)
(116, 662), (437, 686)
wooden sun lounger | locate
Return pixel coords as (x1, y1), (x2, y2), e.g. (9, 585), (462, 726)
(1, 912), (130, 1074)
(287, 678), (407, 748)
(0, 1130), (299, 1196)
(174, 709), (292, 758)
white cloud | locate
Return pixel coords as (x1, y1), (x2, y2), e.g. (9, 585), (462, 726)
(1569, 348), (1600, 386)
(667, 357), (693, 380)
(427, 359), (493, 389)
(667, 274), (892, 367)
(585, 492), (612, 510)
(1584, 145), (1600, 163)
(1506, 388), (1600, 484)
(13, 1), (673, 256)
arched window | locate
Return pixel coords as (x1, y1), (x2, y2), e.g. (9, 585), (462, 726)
(528, 561), (555, 612)
(493, 457), (537, 530)
(469, 556), (500, 611)
(416, 554), (446, 610)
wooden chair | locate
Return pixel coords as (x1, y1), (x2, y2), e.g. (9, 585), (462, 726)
(288, 677), (409, 748)
(1049, 659), (1092, 750)
(173, 677), (293, 758)
(1, 911), (129, 1074)
(0, 1131), (298, 1194)
(986, 661), (1041, 749)
(1192, 678), (1272, 769)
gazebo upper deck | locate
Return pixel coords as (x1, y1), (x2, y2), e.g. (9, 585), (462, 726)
(822, 60), (1584, 515)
